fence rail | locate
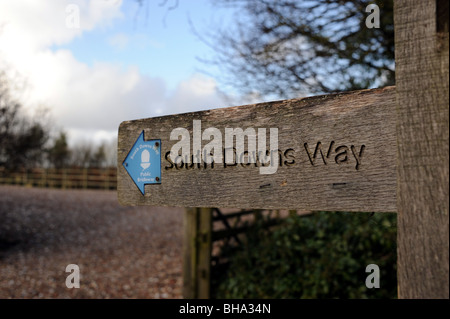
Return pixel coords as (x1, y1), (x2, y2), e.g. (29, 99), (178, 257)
(0, 167), (117, 190)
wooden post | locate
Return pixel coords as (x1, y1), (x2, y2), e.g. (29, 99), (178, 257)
(62, 168), (67, 189)
(183, 207), (212, 299)
(42, 168), (47, 188)
(105, 168), (110, 190)
(83, 167), (88, 189)
(23, 168), (28, 186)
(395, 0), (449, 298)
(183, 208), (197, 299)
(197, 208), (212, 298)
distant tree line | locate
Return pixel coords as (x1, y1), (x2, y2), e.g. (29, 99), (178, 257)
(0, 71), (116, 171)
(47, 131), (117, 169)
(0, 71), (48, 170)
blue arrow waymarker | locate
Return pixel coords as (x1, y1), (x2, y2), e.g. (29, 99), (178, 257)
(122, 131), (161, 195)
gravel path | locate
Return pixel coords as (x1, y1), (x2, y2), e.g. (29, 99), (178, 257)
(0, 185), (184, 298)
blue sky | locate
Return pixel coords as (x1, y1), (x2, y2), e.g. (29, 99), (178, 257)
(0, 0), (236, 146)
(57, 1), (229, 91)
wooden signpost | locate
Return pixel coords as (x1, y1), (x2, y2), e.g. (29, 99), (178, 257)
(394, 0), (448, 299)
(117, 0), (448, 299)
(118, 87), (397, 212)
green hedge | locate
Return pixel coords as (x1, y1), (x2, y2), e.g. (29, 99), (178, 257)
(213, 211), (397, 299)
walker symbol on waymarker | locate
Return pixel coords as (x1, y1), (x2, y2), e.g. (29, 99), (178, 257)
(122, 131), (161, 195)
(141, 150), (150, 170)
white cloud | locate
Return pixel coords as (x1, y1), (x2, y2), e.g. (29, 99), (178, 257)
(165, 74), (224, 115)
(0, 0), (124, 108)
(0, 0), (123, 52)
(57, 70), (223, 145)
(108, 32), (129, 50)
(0, 1), (224, 147)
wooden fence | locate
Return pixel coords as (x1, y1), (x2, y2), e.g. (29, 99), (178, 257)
(0, 167), (117, 190)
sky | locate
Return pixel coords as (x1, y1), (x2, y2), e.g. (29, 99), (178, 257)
(0, 0), (236, 146)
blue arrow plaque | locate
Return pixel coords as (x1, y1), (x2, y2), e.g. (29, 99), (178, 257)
(122, 131), (161, 195)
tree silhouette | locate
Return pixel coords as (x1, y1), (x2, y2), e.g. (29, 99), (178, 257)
(200, 0), (394, 98)
(0, 72), (49, 170)
(48, 131), (70, 169)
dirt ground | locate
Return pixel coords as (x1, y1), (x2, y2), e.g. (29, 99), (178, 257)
(0, 185), (184, 299)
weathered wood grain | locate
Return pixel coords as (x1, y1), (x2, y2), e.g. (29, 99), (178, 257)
(395, 0), (449, 298)
(118, 86), (396, 212)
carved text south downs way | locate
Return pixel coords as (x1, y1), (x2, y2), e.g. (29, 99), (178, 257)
(164, 141), (365, 171)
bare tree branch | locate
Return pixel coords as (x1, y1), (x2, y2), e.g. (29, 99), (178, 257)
(198, 0), (394, 98)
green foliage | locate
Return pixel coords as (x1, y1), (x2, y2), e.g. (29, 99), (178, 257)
(213, 212), (397, 299)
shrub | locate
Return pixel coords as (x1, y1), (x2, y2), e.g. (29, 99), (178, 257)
(213, 211), (397, 299)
